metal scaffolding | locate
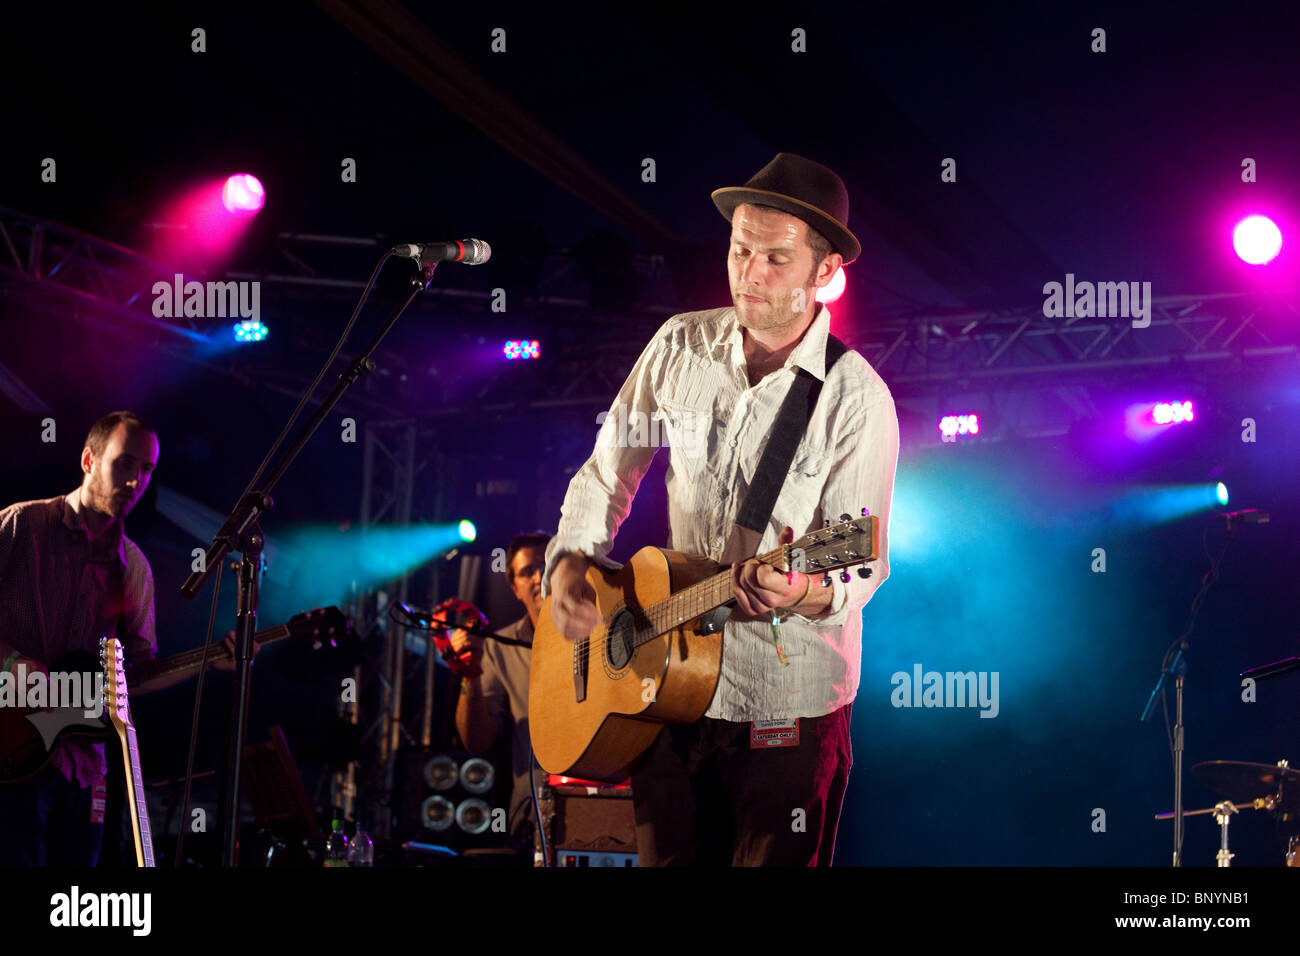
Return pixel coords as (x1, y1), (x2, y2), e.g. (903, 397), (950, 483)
(6, 207), (1291, 413)
(856, 293), (1299, 393)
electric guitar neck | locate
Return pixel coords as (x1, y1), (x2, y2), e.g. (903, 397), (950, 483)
(101, 637), (154, 868)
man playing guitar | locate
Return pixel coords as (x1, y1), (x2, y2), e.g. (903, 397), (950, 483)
(544, 154), (900, 866)
(0, 410), (242, 865)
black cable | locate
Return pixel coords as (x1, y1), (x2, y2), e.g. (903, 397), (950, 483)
(235, 253), (392, 502)
(174, 558), (222, 866)
(1158, 518), (1234, 767)
(529, 744), (549, 867)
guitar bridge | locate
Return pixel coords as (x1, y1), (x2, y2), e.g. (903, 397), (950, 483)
(572, 639), (588, 703)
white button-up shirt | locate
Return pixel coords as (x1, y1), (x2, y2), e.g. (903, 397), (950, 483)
(542, 304), (899, 721)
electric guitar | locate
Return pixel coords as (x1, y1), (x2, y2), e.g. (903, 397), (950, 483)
(101, 636), (154, 867)
(123, 605), (349, 689)
(529, 514), (878, 782)
(0, 606), (349, 784)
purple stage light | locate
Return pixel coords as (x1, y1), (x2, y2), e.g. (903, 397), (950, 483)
(503, 339), (540, 360)
(1152, 401), (1194, 425)
(938, 413), (979, 441)
(1232, 215), (1282, 265)
(222, 174), (265, 214)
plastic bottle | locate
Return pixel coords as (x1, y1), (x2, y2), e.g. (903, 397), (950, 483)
(347, 825), (374, 867)
(325, 818), (349, 867)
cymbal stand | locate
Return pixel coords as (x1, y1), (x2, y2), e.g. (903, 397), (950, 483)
(1212, 800), (1237, 867)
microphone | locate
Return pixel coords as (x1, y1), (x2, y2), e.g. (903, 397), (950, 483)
(1218, 509), (1270, 524)
(391, 239), (491, 265)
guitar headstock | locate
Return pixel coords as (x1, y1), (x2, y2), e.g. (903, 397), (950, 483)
(787, 511), (879, 580)
(98, 637), (131, 729)
(287, 606), (351, 651)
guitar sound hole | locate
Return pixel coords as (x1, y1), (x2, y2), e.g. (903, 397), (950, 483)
(605, 609), (636, 670)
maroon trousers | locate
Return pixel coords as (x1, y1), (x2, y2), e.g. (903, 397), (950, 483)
(629, 703), (853, 866)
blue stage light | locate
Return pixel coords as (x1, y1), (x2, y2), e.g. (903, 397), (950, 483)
(233, 319), (268, 343)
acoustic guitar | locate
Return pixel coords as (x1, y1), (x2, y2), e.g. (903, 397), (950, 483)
(529, 514), (877, 782)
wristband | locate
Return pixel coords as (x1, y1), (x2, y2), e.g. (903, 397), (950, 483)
(776, 575), (813, 617)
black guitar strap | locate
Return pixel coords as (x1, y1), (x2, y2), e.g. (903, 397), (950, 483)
(697, 332), (851, 636)
(110, 556), (130, 647)
(734, 332), (851, 535)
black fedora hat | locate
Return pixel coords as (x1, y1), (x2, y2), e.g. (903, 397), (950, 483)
(712, 152), (860, 264)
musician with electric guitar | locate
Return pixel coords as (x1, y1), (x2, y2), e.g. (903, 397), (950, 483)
(537, 154), (900, 866)
(0, 412), (168, 865)
(0, 411), (271, 866)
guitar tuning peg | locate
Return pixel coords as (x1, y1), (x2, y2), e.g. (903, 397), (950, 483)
(839, 513), (852, 522)
(823, 519), (831, 528)
(821, 573), (832, 588)
(857, 566), (873, 579)
(861, 507), (870, 517)
(840, 570), (851, 583)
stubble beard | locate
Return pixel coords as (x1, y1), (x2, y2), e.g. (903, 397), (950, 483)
(86, 467), (128, 518)
(734, 289), (807, 335)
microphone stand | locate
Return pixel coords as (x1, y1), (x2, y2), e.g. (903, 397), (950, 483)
(181, 260), (440, 867)
(1141, 647), (1188, 865)
(1140, 515), (1240, 867)
(399, 607), (534, 648)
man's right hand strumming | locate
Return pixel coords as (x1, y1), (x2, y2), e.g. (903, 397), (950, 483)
(548, 552), (602, 641)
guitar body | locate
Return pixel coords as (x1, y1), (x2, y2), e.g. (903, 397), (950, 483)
(0, 706), (111, 784)
(0, 607), (347, 786)
(530, 546), (723, 782)
(0, 651), (111, 785)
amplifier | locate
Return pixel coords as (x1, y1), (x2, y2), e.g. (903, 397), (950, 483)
(538, 783), (638, 866)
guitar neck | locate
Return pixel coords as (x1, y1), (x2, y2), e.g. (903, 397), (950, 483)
(127, 622), (291, 688)
(102, 637), (154, 867)
(120, 723), (154, 867)
(634, 543), (788, 646)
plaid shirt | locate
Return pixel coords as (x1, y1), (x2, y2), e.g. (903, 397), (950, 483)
(0, 489), (157, 787)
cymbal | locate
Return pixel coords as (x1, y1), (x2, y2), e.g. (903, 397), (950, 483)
(1192, 760), (1299, 811)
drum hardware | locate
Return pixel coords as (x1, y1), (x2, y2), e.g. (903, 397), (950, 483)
(1156, 759), (1298, 866)
(1212, 801), (1237, 867)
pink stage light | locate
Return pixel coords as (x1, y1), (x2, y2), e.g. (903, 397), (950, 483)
(503, 339), (540, 360)
(816, 266), (846, 303)
(1232, 215), (1282, 265)
(938, 413), (979, 440)
(222, 174), (265, 214)
(1152, 401), (1194, 426)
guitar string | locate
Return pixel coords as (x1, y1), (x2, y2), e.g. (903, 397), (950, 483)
(571, 527), (868, 671)
(106, 644), (154, 862)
